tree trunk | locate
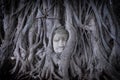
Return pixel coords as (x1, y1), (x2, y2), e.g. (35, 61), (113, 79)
(0, 0), (120, 80)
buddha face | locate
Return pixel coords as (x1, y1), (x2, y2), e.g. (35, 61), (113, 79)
(53, 32), (68, 54)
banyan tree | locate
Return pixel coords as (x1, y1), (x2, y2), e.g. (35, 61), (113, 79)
(0, 0), (120, 80)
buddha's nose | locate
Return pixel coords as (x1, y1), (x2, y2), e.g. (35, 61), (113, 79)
(58, 39), (65, 47)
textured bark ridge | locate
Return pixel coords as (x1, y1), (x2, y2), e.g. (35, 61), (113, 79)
(0, 0), (120, 80)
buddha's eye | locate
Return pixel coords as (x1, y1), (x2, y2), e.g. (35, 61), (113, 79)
(62, 37), (68, 41)
(88, 24), (92, 27)
(53, 38), (60, 42)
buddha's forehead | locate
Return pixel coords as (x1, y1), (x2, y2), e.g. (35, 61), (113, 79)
(53, 33), (68, 38)
(54, 28), (68, 35)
